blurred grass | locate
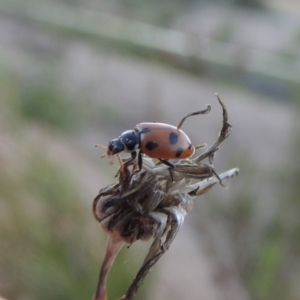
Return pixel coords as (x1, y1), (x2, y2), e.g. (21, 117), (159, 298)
(0, 150), (98, 299)
(241, 99), (300, 300)
(0, 62), (146, 300)
(20, 78), (80, 133)
(250, 236), (283, 299)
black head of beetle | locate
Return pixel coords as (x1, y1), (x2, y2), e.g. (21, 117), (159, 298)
(107, 130), (140, 155)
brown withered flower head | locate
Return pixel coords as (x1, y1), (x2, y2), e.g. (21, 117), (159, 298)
(93, 94), (239, 300)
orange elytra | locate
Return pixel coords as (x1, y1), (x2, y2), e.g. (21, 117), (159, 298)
(104, 105), (211, 170)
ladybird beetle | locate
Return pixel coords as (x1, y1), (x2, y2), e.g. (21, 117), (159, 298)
(104, 104), (211, 171)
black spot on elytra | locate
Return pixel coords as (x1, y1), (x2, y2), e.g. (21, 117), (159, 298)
(145, 141), (159, 151)
(188, 143), (192, 150)
(175, 148), (184, 158)
(169, 132), (178, 145)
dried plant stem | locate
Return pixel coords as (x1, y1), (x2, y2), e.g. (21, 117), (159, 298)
(93, 237), (125, 300)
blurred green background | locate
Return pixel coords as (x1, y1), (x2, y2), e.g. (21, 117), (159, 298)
(0, 0), (300, 299)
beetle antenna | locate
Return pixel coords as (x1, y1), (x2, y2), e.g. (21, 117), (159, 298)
(96, 144), (109, 158)
(176, 104), (211, 130)
(95, 144), (107, 149)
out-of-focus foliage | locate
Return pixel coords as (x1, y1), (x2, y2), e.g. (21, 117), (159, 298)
(0, 155), (95, 299)
(20, 77), (80, 133)
(0, 63), (147, 300)
(0, 69), (92, 299)
(56, 0), (264, 27)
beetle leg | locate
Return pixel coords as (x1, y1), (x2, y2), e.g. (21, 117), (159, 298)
(115, 151), (137, 178)
(158, 159), (174, 181)
(158, 159), (174, 168)
(137, 151), (143, 171)
(116, 153), (123, 166)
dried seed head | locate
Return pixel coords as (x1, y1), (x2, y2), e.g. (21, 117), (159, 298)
(93, 94), (239, 300)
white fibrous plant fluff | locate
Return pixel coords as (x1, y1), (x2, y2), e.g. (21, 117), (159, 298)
(93, 94), (239, 300)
